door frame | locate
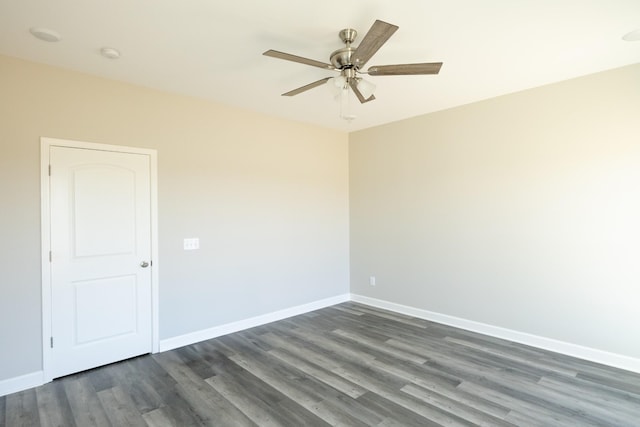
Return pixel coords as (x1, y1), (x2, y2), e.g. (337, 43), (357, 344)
(40, 137), (160, 382)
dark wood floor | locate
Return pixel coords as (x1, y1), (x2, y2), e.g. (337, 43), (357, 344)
(2, 302), (640, 426)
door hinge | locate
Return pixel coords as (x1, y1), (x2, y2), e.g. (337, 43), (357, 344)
(48, 165), (51, 176)
(50, 337), (53, 348)
(150, 260), (153, 267)
(49, 251), (52, 262)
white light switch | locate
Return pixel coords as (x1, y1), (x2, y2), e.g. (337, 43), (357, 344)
(184, 238), (199, 250)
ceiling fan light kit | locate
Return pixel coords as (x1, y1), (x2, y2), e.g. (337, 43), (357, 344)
(356, 78), (376, 100)
(263, 19), (442, 120)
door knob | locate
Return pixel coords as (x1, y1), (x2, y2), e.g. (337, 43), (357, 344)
(140, 261), (150, 268)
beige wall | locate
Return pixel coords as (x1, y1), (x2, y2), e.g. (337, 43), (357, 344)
(350, 63), (640, 359)
(3, 50), (639, 384)
(0, 55), (350, 381)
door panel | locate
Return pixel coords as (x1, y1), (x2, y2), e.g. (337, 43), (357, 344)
(74, 275), (138, 344)
(50, 146), (152, 378)
(73, 166), (136, 257)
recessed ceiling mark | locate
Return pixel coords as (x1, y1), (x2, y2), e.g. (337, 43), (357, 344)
(29, 27), (62, 42)
(100, 47), (121, 59)
(622, 29), (640, 41)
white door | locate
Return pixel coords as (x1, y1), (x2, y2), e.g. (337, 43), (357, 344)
(49, 146), (152, 378)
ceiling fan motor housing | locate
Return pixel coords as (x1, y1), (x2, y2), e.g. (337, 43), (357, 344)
(331, 28), (359, 70)
(330, 47), (357, 69)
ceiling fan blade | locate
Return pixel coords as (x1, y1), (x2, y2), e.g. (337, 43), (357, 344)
(263, 49), (335, 70)
(352, 20), (399, 69)
(282, 77), (332, 96)
(367, 62), (443, 76)
(349, 79), (375, 104)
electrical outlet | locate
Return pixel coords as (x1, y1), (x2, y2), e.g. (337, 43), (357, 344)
(369, 276), (376, 286)
(184, 238), (199, 250)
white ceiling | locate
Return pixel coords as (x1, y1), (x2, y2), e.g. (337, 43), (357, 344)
(1, 0), (639, 132)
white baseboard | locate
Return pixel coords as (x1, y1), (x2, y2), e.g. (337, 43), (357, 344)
(350, 294), (640, 374)
(1, 294), (350, 396)
(4, 292), (638, 397)
(159, 294), (351, 352)
(0, 371), (44, 397)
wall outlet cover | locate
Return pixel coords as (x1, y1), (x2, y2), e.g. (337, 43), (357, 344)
(184, 238), (199, 250)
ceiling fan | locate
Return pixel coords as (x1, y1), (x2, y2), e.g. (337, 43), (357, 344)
(263, 19), (443, 109)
